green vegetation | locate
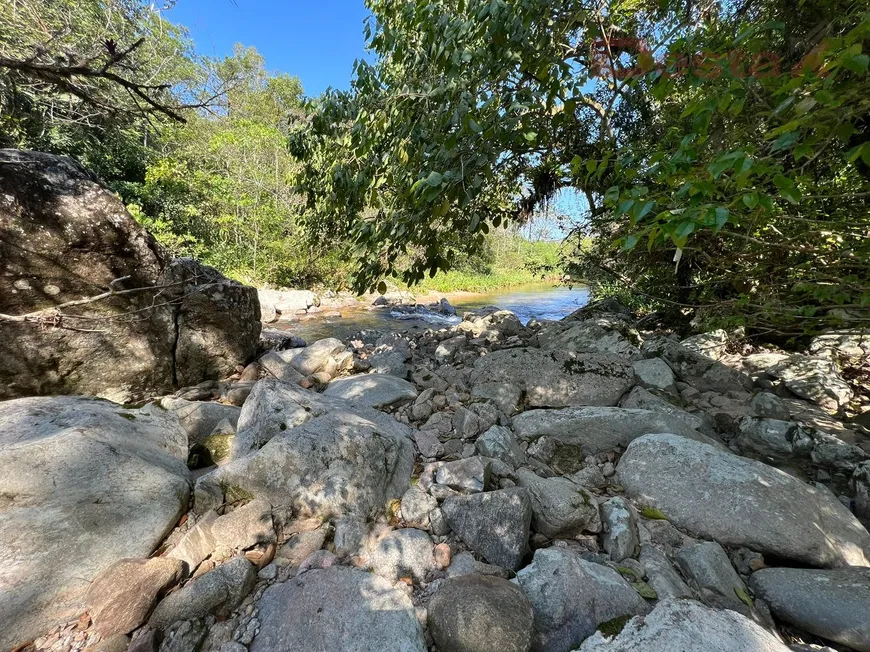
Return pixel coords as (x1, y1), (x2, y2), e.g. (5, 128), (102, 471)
(3, 0), (868, 332)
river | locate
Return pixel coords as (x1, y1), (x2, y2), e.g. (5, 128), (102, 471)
(275, 282), (591, 342)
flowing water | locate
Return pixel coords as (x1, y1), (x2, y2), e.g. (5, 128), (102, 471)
(276, 282), (591, 342)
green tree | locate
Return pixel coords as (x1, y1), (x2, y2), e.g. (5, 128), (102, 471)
(299, 0), (870, 333)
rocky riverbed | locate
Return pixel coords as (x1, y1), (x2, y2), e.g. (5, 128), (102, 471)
(3, 299), (870, 652)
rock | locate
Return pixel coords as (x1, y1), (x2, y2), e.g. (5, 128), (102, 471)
(276, 529), (327, 566)
(284, 338), (346, 376)
(643, 338), (753, 394)
(516, 469), (601, 539)
(369, 350), (410, 376)
(750, 567), (870, 652)
(158, 620), (207, 652)
(251, 566), (425, 652)
(476, 425), (527, 468)
(446, 552), (511, 579)
(401, 487), (438, 529)
(617, 434), (870, 567)
(742, 352), (791, 376)
(441, 488), (532, 570)
(681, 330), (730, 360)
(631, 358), (677, 394)
(370, 528), (436, 583)
(226, 381), (255, 407)
(324, 374), (418, 409)
(567, 465), (609, 490)
(638, 545), (692, 599)
(471, 382), (523, 415)
(768, 355), (853, 414)
(436, 457), (491, 493)
(210, 499), (275, 557)
(751, 392), (791, 420)
(536, 317), (642, 360)
(0, 149), (260, 401)
(515, 548), (650, 652)
(201, 427), (235, 465)
(578, 598), (791, 652)
(149, 556), (256, 630)
(601, 497), (639, 561)
(259, 299), (278, 323)
(414, 430), (443, 458)
(85, 558), (184, 636)
(435, 335), (468, 362)
(809, 329), (870, 360)
(197, 384), (414, 519)
(856, 461), (870, 523)
(0, 397), (190, 649)
(618, 387), (708, 433)
(298, 549), (338, 573)
(735, 417), (800, 461)
(675, 541), (751, 615)
(511, 407), (718, 462)
(471, 349), (635, 408)
(453, 404), (499, 439)
(258, 288), (317, 314)
(258, 350), (306, 383)
(160, 399), (241, 445)
(232, 378), (410, 457)
(428, 575), (534, 652)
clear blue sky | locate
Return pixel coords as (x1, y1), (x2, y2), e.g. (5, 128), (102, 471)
(167, 0), (371, 97)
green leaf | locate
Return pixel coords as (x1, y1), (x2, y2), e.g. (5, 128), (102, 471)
(734, 587), (754, 608)
(622, 234), (639, 251)
(468, 118), (482, 133)
(376, 280), (387, 294)
(604, 186), (620, 204)
(425, 171), (444, 187)
(641, 506), (667, 520)
(524, 131), (538, 143)
(843, 53), (869, 74)
(713, 207), (729, 232)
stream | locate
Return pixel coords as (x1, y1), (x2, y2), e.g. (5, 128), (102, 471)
(276, 282), (591, 342)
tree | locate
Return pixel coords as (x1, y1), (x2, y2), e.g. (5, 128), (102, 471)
(299, 0), (870, 333)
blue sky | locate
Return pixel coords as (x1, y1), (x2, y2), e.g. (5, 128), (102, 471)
(167, 0), (371, 97)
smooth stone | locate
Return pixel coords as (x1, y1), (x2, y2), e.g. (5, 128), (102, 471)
(428, 574), (534, 652)
(638, 545), (692, 599)
(675, 541), (751, 615)
(324, 374), (418, 409)
(441, 488), (532, 570)
(516, 468), (601, 539)
(369, 528), (436, 583)
(617, 434), (870, 567)
(250, 566), (426, 652)
(751, 567), (870, 652)
(579, 598), (791, 652)
(515, 548), (650, 652)
(601, 497), (639, 561)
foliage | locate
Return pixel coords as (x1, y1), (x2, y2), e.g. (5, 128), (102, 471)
(298, 0), (870, 334)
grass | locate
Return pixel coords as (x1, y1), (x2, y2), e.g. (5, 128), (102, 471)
(409, 268), (553, 294)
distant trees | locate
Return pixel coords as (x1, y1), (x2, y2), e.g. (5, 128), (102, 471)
(298, 0), (870, 333)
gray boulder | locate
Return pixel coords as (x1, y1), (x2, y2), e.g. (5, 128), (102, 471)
(258, 350), (306, 383)
(631, 358), (677, 394)
(675, 541), (751, 615)
(369, 528), (436, 583)
(681, 330), (729, 360)
(638, 545), (692, 599)
(0, 396), (190, 650)
(750, 392), (791, 420)
(750, 567), (870, 652)
(516, 468), (601, 539)
(279, 338), (346, 376)
(436, 457), (491, 493)
(231, 378), (410, 458)
(579, 599), (791, 652)
(442, 488), (532, 570)
(472, 382), (523, 415)
(258, 288), (317, 314)
(643, 338), (753, 394)
(149, 556), (256, 630)
(535, 318), (642, 360)
(159, 399), (241, 445)
(196, 386), (415, 519)
(324, 373), (418, 409)
(250, 566), (426, 652)
(618, 387), (708, 434)
(471, 349), (634, 408)
(601, 497), (639, 561)
(0, 149), (259, 402)
(511, 407), (718, 459)
(476, 425), (527, 468)
(768, 355), (853, 414)
(400, 487), (438, 529)
(617, 434), (870, 567)
(428, 574), (534, 652)
(515, 548), (650, 652)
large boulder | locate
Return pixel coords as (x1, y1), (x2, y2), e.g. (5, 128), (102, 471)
(578, 599), (791, 652)
(251, 566), (426, 652)
(515, 548), (650, 652)
(617, 434), (870, 567)
(768, 354), (854, 414)
(0, 149), (260, 401)
(750, 567), (870, 652)
(642, 338), (753, 394)
(471, 349), (634, 408)
(196, 383), (415, 519)
(428, 575), (535, 652)
(511, 407), (719, 457)
(0, 396), (191, 649)
(535, 317), (642, 360)
(324, 374), (418, 409)
(258, 288), (318, 315)
(441, 488), (532, 570)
